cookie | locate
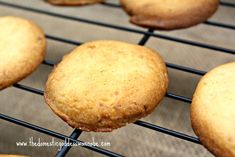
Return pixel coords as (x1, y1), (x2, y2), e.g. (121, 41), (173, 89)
(0, 16), (46, 90)
(45, 40), (168, 132)
(191, 62), (235, 157)
(120, 0), (219, 30)
(46, 0), (104, 6)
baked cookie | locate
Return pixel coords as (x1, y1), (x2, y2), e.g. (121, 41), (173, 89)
(0, 16), (46, 90)
(46, 0), (104, 6)
(191, 62), (235, 157)
(45, 40), (168, 132)
(120, 0), (219, 30)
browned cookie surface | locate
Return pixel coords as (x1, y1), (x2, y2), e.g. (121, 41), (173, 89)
(0, 16), (46, 90)
(120, 0), (219, 30)
(45, 40), (168, 132)
(191, 62), (235, 157)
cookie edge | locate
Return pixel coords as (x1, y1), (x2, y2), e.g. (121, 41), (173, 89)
(120, 0), (219, 30)
(0, 16), (46, 90)
(191, 62), (235, 157)
(44, 40), (168, 132)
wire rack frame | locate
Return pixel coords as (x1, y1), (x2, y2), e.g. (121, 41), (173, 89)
(0, 1), (234, 157)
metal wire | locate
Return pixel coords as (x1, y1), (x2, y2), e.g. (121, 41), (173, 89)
(134, 121), (200, 144)
(204, 21), (235, 30)
(8, 29), (199, 157)
(0, 0), (234, 156)
(12, 81), (199, 142)
(0, 1), (235, 55)
(220, 1), (235, 8)
(0, 113), (123, 157)
(43, 35), (208, 76)
(102, 1), (235, 30)
(46, 34), (82, 46)
(55, 129), (83, 157)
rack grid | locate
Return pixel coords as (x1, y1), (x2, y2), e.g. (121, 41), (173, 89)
(0, 1), (234, 157)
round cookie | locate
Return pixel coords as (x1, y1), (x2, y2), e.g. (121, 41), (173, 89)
(0, 16), (46, 90)
(45, 40), (168, 132)
(120, 0), (219, 30)
(191, 62), (235, 157)
(46, 0), (104, 6)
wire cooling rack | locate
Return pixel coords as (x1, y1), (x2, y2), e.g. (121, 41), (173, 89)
(0, 1), (234, 157)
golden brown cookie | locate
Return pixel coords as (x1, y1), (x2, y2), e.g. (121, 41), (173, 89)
(45, 40), (168, 132)
(46, 0), (104, 6)
(120, 0), (219, 30)
(191, 62), (235, 157)
(0, 16), (46, 90)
